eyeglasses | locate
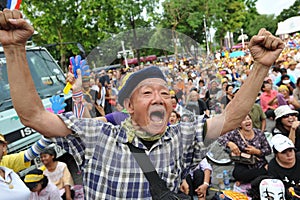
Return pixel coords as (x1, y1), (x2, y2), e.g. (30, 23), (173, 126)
(282, 113), (298, 118)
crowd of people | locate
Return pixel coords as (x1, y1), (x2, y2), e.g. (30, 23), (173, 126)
(1, 8), (300, 200)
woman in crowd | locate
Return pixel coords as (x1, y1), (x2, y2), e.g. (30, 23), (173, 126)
(276, 84), (300, 109)
(169, 110), (181, 125)
(218, 114), (271, 184)
(40, 148), (74, 200)
(0, 135), (30, 200)
(268, 134), (300, 199)
(272, 105), (300, 151)
(24, 169), (62, 200)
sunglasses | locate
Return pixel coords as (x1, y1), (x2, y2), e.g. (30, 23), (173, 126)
(281, 113), (298, 118)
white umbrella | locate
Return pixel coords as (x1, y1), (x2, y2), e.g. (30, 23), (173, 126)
(238, 34), (248, 41)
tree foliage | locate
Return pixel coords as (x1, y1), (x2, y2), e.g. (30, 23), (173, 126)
(20, 0), (300, 66)
(22, 0), (159, 70)
(276, 0), (300, 23)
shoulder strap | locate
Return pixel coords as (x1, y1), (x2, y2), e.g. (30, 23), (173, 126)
(238, 130), (248, 145)
(127, 143), (166, 187)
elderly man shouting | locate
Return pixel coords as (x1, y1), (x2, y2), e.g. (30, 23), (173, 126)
(1, 9), (284, 200)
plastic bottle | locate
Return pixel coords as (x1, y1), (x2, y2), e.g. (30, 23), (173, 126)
(223, 170), (231, 190)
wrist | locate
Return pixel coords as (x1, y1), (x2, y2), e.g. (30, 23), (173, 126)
(253, 60), (269, 69)
(72, 90), (83, 103)
(256, 149), (261, 155)
(203, 182), (210, 187)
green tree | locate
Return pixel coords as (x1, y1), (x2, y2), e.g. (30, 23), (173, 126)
(247, 14), (277, 36)
(276, 0), (300, 24)
(22, 0), (123, 71)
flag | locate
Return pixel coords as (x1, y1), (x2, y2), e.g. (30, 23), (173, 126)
(6, 0), (22, 10)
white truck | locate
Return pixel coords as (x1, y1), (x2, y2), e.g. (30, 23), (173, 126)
(0, 45), (78, 178)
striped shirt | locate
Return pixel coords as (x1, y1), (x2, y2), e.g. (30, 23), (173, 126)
(53, 112), (207, 199)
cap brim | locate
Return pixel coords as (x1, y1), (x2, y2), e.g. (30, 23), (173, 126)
(275, 110), (299, 120)
(276, 147), (296, 153)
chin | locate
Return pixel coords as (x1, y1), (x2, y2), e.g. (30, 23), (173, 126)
(146, 122), (168, 135)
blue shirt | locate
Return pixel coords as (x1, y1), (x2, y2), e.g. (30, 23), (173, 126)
(53, 112), (207, 199)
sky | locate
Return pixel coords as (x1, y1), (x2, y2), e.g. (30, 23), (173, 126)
(256, 0), (296, 16)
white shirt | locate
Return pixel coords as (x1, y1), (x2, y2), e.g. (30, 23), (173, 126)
(0, 166), (30, 200)
(30, 181), (62, 200)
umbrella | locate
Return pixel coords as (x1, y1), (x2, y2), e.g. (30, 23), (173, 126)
(229, 51), (245, 58)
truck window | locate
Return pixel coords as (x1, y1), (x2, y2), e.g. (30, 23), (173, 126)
(0, 48), (66, 112)
(0, 47), (69, 154)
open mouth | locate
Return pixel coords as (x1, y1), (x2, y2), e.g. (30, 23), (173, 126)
(150, 111), (165, 124)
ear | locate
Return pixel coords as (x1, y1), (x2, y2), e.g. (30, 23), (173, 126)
(3, 145), (7, 155)
(123, 98), (134, 114)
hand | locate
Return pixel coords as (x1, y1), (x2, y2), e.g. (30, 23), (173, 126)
(228, 142), (240, 155)
(291, 121), (300, 130)
(180, 179), (189, 195)
(248, 28), (284, 67)
(50, 95), (67, 114)
(70, 55), (90, 79)
(0, 9), (34, 46)
(66, 65), (82, 92)
(245, 145), (259, 155)
(195, 184), (208, 200)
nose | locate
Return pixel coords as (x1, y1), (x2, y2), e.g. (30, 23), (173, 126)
(152, 91), (163, 105)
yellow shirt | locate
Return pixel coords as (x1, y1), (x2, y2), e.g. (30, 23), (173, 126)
(0, 151), (30, 172)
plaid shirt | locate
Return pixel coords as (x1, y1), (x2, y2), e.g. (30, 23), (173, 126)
(53, 112), (207, 199)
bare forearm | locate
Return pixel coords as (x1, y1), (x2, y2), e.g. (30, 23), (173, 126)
(206, 63), (270, 139)
(261, 119), (266, 132)
(5, 46), (71, 137)
(223, 62), (269, 132)
(289, 129), (296, 144)
(203, 169), (211, 184)
(64, 185), (72, 200)
(5, 46), (44, 121)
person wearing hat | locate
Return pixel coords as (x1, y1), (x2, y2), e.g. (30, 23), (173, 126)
(287, 60), (300, 83)
(2, 9), (285, 199)
(0, 134), (31, 199)
(0, 133), (52, 173)
(24, 169), (62, 200)
(272, 105), (300, 151)
(268, 134), (300, 199)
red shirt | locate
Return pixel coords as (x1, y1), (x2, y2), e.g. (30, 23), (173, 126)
(260, 90), (278, 112)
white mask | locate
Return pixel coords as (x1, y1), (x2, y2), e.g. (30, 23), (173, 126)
(259, 179), (285, 200)
(282, 80), (290, 84)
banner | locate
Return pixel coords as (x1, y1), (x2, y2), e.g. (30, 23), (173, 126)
(276, 16), (300, 35)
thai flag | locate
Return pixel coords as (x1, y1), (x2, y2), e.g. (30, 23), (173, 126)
(6, 0), (22, 10)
